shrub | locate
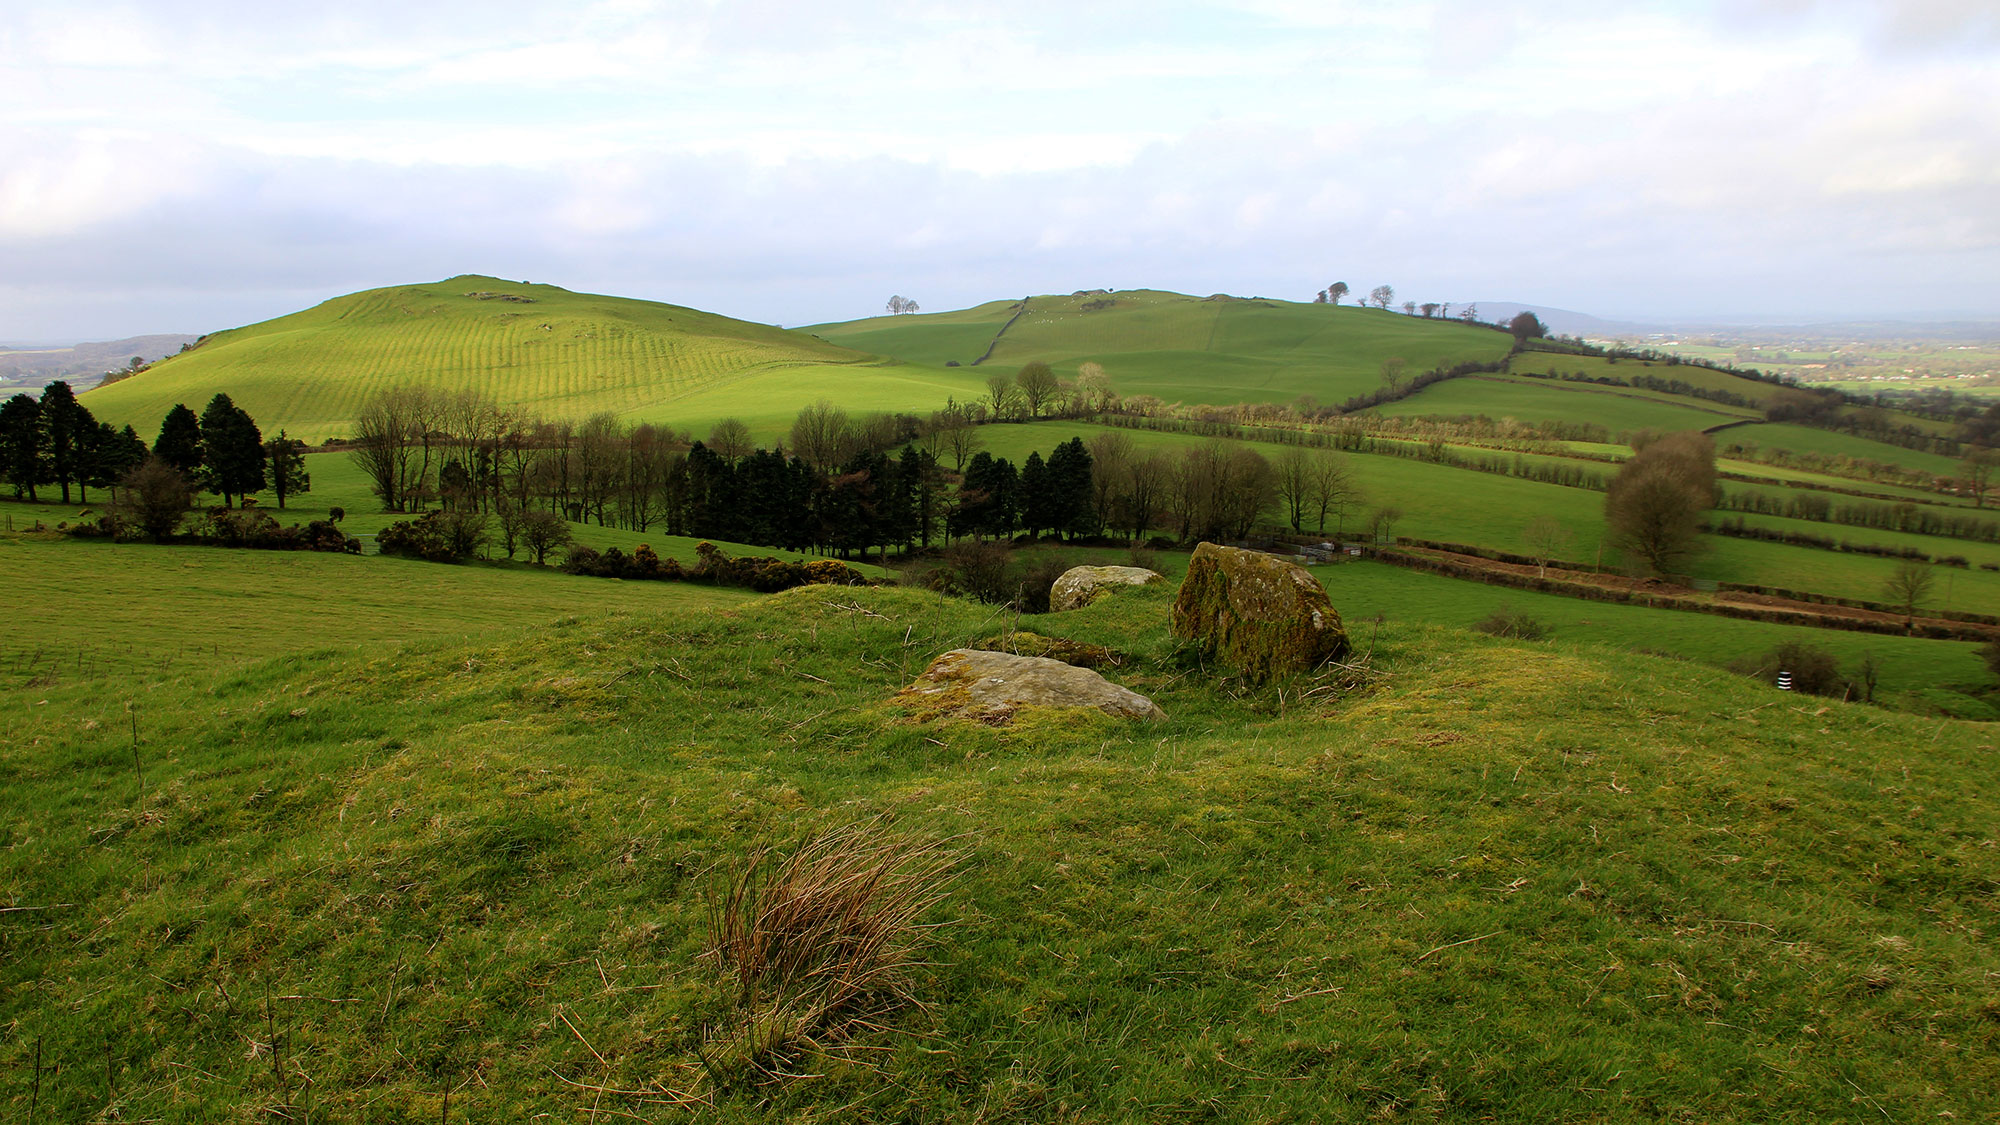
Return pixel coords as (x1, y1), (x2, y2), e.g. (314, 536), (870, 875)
(704, 823), (959, 1079)
(379, 510), (486, 563)
(1012, 552), (1077, 614)
(919, 541), (1012, 604)
(1731, 641), (1849, 697)
(1471, 606), (1551, 641)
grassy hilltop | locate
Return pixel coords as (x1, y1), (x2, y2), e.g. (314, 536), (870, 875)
(2, 563), (1996, 1122)
(811, 290), (1516, 409)
(79, 276), (988, 444)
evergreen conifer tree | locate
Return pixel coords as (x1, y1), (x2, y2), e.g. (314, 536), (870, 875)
(1019, 451), (1052, 538)
(0, 394), (45, 501)
(154, 404), (204, 475)
(39, 381), (93, 504)
(198, 393), (265, 507)
(266, 430), (311, 509)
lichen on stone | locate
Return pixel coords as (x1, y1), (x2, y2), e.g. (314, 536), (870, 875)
(1170, 543), (1349, 681)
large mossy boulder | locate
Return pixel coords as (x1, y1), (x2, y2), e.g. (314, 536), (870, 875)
(896, 649), (1166, 724)
(1050, 565), (1166, 612)
(1170, 542), (1348, 680)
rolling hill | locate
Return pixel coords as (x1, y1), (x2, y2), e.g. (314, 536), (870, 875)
(78, 276), (979, 444)
(809, 290), (1517, 409)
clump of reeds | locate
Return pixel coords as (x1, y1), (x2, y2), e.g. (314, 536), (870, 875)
(702, 822), (961, 1081)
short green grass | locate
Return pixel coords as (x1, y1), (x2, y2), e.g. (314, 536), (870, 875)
(1371, 374), (1757, 434)
(0, 533), (751, 677)
(814, 292), (1517, 409)
(79, 276), (970, 445)
(1722, 422), (1969, 479)
(2, 579), (1994, 1121)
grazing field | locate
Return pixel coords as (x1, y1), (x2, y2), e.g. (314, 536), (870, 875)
(813, 291), (1516, 409)
(2, 581), (1995, 1121)
(0, 534), (751, 678)
(1719, 422), (1969, 478)
(77, 276), (937, 444)
(1511, 352), (1796, 407)
(1318, 558), (1990, 710)
(1371, 374), (1758, 433)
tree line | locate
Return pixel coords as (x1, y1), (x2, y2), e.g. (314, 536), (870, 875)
(344, 386), (1368, 561)
(0, 385), (310, 515)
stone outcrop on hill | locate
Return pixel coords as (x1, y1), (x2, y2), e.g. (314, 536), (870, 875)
(1050, 565), (1166, 612)
(1170, 543), (1348, 680)
(897, 649), (1166, 724)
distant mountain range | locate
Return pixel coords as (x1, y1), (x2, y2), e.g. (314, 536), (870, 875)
(0, 334), (200, 392)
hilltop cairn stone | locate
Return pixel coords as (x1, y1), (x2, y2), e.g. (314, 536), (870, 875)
(1050, 565), (1166, 612)
(1170, 543), (1349, 680)
(898, 649), (1166, 724)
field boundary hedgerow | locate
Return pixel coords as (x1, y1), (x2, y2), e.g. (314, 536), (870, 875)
(1370, 542), (1999, 642)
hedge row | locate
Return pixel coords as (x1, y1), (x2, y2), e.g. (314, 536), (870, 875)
(560, 541), (871, 593)
(1373, 546), (1998, 642)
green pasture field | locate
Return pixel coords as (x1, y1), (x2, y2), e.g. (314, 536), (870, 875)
(1510, 352), (1794, 408)
(1714, 458), (1958, 504)
(1317, 558), (1989, 708)
(816, 291), (1516, 410)
(1370, 374), (1756, 434)
(0, 458), (895, 580)
(78, 276), (902, 444)
(2, 580), (1995, 1121)
(970, 421), (2000, 608)
(620, 360), (988, 444)
(0, 534), (750, 678)
(1821, 377), (2000, 399)
(798, 298), (1022, 365)
(1720, 422), (1968, 478)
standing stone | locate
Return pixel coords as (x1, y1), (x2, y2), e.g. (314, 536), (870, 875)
(1170, 542), (1348, 680)
(1050, 565), (1165, 612)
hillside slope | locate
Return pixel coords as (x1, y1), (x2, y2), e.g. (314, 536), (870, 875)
(2, 580), (1994, 1121)
(811, 290), (1517, 408)
(78, 277), (906, 443)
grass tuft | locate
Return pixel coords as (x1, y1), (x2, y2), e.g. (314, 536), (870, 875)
(702, 822), (962, 1082)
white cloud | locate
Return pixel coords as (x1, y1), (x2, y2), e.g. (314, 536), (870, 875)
(0, 0), (1995, 337)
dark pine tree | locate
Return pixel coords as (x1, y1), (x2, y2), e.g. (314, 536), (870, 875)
(39, 381), (94, 504)
(154, 404), (204, 476)
(83, 421), (147, 501)
(1048, 436), (1095, 539)
(198, 393), (265, 507)
(265, 430), (311, 509)
(0, 394), (45, 501)
(1018, 450), (1053, 539)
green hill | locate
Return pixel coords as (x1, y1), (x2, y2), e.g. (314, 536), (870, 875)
(79, 276), (971, 444)
(2, 563), (1995, 1121)
(810, 291), (1517, 408)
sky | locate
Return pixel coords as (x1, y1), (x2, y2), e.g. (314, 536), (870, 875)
(2, 0), (1997, 342)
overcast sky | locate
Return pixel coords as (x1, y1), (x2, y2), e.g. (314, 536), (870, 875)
(3, 0), (1996, 342)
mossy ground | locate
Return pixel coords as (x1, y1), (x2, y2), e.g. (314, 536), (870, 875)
(2, 577), (1995, 1121)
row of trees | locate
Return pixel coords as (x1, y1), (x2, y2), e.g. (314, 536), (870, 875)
(1310, 281), (1492, 326)
(0, 385), (309, 512)
(344, 386), (1370, 559)
(0, 382), (148, 504)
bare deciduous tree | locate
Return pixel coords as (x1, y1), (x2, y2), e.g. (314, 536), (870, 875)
(1883, 560), (1935, 623)
(1522, 515), (1574, 578)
